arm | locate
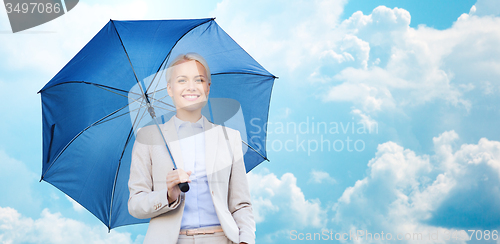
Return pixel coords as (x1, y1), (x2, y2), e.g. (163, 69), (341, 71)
(128, 136), (181, 219)
(227, 130), (256, 244)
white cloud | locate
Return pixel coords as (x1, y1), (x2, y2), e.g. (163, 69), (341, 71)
(332, 130), (500, 243)
(211, 0), (348, 76)
(0, 0), (147, 75)
(470, 0), (500, 16)
(351, 109), (378, 134)
(271, 107), (293, 121)
(309, 169), (337, 184)
(213, 0), (500, 116)
(325, 5), (490, 113)
(0, 206), (142, 244)
(0, 150), (40, 213)
(248, 169), (327, 228)
(65, 196), (85, 213)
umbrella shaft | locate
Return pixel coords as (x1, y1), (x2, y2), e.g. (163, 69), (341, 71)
(146, 103), (178, 169)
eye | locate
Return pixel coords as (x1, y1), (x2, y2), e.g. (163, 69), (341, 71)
(195, 79), (204, 83)
(177, 79), (186, 83)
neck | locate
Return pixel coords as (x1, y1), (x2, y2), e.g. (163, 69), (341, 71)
(175, 109), (202, 123)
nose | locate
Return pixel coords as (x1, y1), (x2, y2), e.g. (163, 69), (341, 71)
(187, 80), (196, 90)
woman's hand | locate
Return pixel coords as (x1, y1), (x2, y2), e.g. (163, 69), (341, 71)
(166, 168), (191, 204)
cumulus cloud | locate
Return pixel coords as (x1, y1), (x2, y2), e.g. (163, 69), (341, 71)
(65, 195), (85, 213)
(211, 0), (348, 75)
(332, 3), (500, 115)
(248, 169), (327, 228)
(470, 0), (500, 16)
(309, 169), (337, 184)
(0, 150), (40, 213)
(351, 109), (378, 134)
(0, 206), (142, 244)
(331, 131), (500, 243)
(0, 0), (147, 75)
(326, 6), (485, 113)
(214, 0), (500, 116)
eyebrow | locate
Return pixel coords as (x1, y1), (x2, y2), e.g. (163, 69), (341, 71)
(175, 75), (206, 79)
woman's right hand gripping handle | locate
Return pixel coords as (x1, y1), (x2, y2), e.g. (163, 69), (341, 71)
(166, 168), (192, 205)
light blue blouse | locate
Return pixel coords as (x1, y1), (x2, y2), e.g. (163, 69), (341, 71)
(173, 115), (221, 229)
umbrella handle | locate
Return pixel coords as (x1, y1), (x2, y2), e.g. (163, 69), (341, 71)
(178, 182), (190, 192)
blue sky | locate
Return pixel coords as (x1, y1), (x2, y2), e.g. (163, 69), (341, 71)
(1, 0), (500, 243)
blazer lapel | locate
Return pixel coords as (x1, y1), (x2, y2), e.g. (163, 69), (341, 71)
(204, 116), (218, 182)
(162, 117), (185, 170)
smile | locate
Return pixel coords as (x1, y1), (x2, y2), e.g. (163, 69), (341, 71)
(182, 94), (200, 101)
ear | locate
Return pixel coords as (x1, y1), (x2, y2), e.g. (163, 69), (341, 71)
(206, 81), (211, 96)
(167, 82), (173, 97)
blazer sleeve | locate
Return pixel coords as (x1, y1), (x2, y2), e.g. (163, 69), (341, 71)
(227, 130), (256, 244)
(128, 136), (181, 219)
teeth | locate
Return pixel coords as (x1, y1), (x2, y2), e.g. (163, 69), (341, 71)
(184, 95), (198, 99)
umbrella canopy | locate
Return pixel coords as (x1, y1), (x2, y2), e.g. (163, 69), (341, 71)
(39, 18), (276, 230)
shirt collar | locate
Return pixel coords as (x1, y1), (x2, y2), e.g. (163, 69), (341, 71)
(173, 114), (204, 131)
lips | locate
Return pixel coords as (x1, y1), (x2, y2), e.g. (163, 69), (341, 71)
(182, 94), (200, 101)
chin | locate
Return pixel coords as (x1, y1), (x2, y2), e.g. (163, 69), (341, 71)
(180, 103), (206, 112)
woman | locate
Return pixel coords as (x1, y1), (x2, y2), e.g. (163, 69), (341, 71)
(128, 53), (255, 244)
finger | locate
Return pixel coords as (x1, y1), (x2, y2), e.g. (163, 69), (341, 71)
(180, 177), (190, 183)
(176, 170), (185, 178)
(180, 173), (191, 183)
(167, 171), (177, 178)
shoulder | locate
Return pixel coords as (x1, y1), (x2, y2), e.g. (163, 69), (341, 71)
(135, 124), (164, 146)
(212, 123), (240, 138)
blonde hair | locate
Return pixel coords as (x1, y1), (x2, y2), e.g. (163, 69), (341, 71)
(165, 53), (211, 84)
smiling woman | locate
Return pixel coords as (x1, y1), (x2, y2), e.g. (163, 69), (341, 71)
(128, 53), (255, 244)
(166, 53), (212, 123)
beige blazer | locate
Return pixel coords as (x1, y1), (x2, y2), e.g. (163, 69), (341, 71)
(128, 115), (255, 244)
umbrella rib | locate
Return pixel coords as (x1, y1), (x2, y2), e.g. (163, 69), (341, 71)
(242, 140), (270, 162)
(148, 93), (174, 108)
(145, 55), (169, 94)
(108, 103), (149, 230)
(147, 87), (175, 108)
(92, 90), (174, 128)
(90, 83), (131, 99)
(110, 20), (150, 104)
(108, 127), (134, 230)
(95, 101), (175, 126)
(145, 17), (215, 94)
(38, 80), (141, 96)
(149, 86), (167, 94)
(91, 86), (170, 126)
(212, 72), (278, 79)
(148, 80), (169, 110)
(41, 103), (132, 180)
(211, 71), (277, 164)
(94, 105), (142, 126)
(147, 70), (167, 109)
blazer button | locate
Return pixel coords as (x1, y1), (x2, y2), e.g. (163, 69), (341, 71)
(212, 191), (214, 195)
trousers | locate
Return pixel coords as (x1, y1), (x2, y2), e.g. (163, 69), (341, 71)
(176, 225), (236, 244)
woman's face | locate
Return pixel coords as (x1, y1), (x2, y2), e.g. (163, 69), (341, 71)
(167, 60), (211, 113)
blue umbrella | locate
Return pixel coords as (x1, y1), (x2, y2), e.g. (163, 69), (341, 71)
(38, 18), (276, 230)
